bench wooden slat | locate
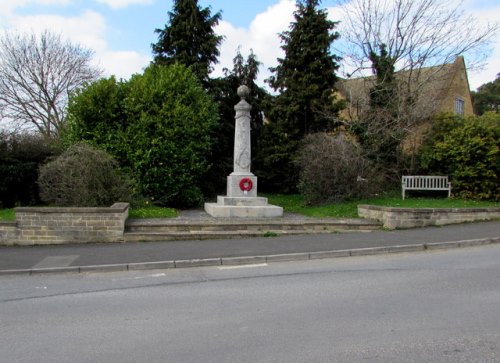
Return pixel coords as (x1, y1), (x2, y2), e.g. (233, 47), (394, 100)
(402, 176), (451, 199)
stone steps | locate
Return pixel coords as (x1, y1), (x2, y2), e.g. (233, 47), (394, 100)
(124, 218), (382, 242)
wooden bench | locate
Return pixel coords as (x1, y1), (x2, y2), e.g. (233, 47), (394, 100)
(402, 176), (451, 200)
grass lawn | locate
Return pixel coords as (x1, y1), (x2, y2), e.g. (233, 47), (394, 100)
(0, 209), (15, 221)
(1, 194), (498, 220)
(128, 205), (178, 219)
(0, 205), (178, 221)
(264, 192), (499, 219)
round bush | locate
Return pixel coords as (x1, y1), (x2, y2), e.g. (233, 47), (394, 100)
(297, 133), (384, 204)
(38, 143), (131, 207)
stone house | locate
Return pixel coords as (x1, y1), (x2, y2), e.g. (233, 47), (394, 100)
(336, 56), (474, 121)
(335, 56), (474, 152)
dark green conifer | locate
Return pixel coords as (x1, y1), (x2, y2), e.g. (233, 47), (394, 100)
(152, 0), (223, 82)
(268, 0), (343, 139)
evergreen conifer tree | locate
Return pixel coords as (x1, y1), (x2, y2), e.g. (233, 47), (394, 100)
(267, 0), (342, 139)
(152, 0), (223, 82)
(258, 0), (342, 192)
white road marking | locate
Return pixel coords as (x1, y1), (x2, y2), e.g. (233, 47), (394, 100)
(148, 273), (167, 278)
(218, 263), (268, 270)
(111, 273), (167, 282)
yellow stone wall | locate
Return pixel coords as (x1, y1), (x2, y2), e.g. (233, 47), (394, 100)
(437, 57), (474, 116)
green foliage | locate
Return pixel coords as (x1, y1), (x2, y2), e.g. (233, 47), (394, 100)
(67, 64), (218, 208)
(254, 122), (300, 193)
(472, 74), (500, 115)
(368, 44), (398, 111)
(0, 131), (55, 208)
(262, 231), (279, 238)
(65, 76), (130, 164)
(125, 65), (217, 206)
(420, 113), (500, 200)
(0, 208), (15, 221)
(152, 0), (223, 82)
(297, 133), (384, 204)
(38, 143), (132, 207)
(128, 205), (177, 219)
(267, 0), (343, 138)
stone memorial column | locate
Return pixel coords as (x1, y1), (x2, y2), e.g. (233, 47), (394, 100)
(227, 85), (257, 198)
(204, 86), (283, 218)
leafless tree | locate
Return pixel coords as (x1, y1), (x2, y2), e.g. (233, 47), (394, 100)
(0, 30), (102, 138)
(337, 0), (498, 77)
(333, 0), (498, 175)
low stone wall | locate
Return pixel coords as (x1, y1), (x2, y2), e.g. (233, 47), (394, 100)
(0, 203), (129, 246)
(0, 221), (19, 246)
(358, 205), (500, 229)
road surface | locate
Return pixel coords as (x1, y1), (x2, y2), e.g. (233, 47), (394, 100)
(1, 245), (499, 362)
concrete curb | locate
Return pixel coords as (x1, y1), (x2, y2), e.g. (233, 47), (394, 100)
(1, 237), (499, 276)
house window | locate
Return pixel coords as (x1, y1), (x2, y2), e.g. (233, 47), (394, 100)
(455, 97), (465, 116)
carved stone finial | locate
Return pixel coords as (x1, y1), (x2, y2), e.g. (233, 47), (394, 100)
(237, 85), (250, 99)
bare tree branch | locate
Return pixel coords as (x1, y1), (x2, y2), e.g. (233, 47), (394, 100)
(337, 0), (498, 76)
(0, 30), (102, 138)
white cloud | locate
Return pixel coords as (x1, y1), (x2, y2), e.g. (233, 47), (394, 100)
(214, 0), (296, 87)
(9, 10), (108, 51)
(97, 50), (151, 79)
(1, 7), (150, 81)
(94, 0), (153, 10)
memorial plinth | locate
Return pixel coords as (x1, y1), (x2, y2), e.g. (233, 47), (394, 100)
(204, 86), (283, 218)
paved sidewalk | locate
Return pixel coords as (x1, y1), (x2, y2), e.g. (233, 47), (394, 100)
(1, 220), (499, 275)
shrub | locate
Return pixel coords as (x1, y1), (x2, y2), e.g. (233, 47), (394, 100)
(254, 122), (301, 193)
(64, 76), (130, 163)
(297, 133), (384, 204)
(419, 113), (499, 200)
(0, 131), (55, 208)
(66, 64), (218, 208)
(38, 143), (132, 207)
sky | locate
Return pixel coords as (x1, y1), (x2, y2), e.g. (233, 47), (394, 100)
(0, 0), (499, 91)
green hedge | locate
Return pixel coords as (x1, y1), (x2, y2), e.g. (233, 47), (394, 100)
(0, 132), (55, 208)
(420, 113), (499, 200)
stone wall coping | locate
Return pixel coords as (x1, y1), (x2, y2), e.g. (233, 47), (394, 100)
(358, 204), (499, 230)
(358, 204), (500, 213)
(14, 202), (129, 214)
(0, 221), (17, 227)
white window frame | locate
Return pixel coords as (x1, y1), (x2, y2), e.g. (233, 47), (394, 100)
(455, 97), (465, 116)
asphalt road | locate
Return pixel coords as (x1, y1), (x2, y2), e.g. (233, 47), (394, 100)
(1, 221), (499, 272)
(1, 244), (500, 362)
